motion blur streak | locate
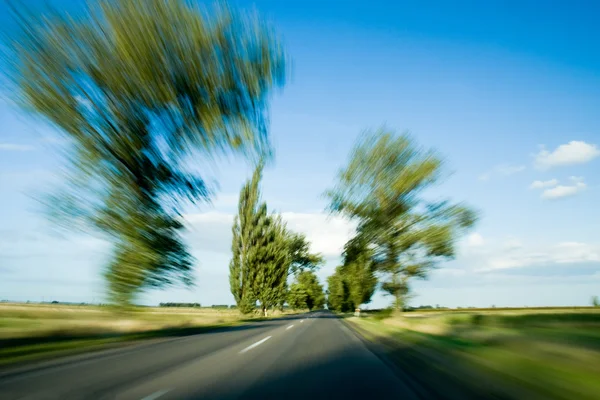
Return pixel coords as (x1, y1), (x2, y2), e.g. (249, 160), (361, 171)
(4, 0), (287, 306)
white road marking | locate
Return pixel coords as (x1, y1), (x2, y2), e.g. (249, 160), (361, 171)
(300, 319), (304, 323)
(286, 324), (294, 330)
(239, 336), (272, 354)
(141, 388), (171, 400)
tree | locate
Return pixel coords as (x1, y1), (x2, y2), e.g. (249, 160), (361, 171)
(294, 271), (325, 310)
(252, 214), (291, 317)
(326, 267), (354, 312)
(230, 163), (265, 314)
(326, 128), (477, 311)
(229, 163), (295, 316)
(6, 0), (287, 306)
(287, 232), (325, 276)
(592, 296), (600, 307)
(287, 283), (308, 310)
(341, 235), (378, 308)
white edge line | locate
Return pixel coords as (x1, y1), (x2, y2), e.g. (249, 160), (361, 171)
(239, 336), (272, 354)
(286, 324), (294, 330)
(141, 388), (171, 400)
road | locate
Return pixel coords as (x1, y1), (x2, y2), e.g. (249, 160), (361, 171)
(0, 310), (509, 400)
(0, 311), (420, 400)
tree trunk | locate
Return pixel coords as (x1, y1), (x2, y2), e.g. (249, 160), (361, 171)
(262, 304), (267, 317)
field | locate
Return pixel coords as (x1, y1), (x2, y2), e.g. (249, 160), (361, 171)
(0, 302), (295, 367)
(348, 307), (600, 400)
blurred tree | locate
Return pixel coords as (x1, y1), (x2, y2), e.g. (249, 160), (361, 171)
(6, 0), (286, 306)
(341, 235), (378, 308)
(287, 232), (325, 275)
(287, 282), (308, 310)
(326, 266), (354, 312)
(294, 270), (325, 310)
(326, 128), (477, 311)
(592, 296), (600, 307)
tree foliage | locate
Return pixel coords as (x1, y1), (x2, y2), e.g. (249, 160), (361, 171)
(287, 232), (325, 275)
(252, 214), (291, 316)
(341, 235), (378, 307)
(326, 267), (353, 312)
(5, 0), (287, 306)
(287, 282), (308, 310)
(229, 162), (323, 315)
(230, 163), (265, 314)
(294, 271), (325, 310)
(326, 128), (477, 310)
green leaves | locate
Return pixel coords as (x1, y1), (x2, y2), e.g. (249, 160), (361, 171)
(326, 128), (478, 310)
(287, 232), (324, 275)
(251, 214), (291, 315)
(7, 0), (287, 306)
(229, 163), (265, 314)
(326, 267), (354, 312)
(294, 271), (325, 310)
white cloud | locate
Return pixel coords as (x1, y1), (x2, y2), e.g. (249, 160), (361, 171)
(468, 238), (600, 273)
(0, 143), (35, 151)
(534, 141), (600, 170)
(181, 211), (356, 258)
(280, 212), (356, 257)
(478, 164), (525, 181)
(466, 233), (484, 247)
(530, 179), (558, 189)
(541, 176), (586, 200)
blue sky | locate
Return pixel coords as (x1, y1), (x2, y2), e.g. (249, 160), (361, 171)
(1, 0), (599, 308)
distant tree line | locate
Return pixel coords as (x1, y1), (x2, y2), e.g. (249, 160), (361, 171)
(159, 302), (201, 308)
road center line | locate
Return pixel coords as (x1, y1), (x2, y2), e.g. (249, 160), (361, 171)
(141, 388), (171, 400)
(286, 324), (294, 330)
(239, 336), (272, 354)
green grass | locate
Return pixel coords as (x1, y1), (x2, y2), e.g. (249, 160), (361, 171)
(348, 309), (600, 400)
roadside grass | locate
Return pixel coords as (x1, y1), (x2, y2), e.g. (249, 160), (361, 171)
(0, 303), (301, 368)
(347, 308), (600, 400)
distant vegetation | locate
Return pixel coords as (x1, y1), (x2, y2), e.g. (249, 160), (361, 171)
(159, 303), (201, 308)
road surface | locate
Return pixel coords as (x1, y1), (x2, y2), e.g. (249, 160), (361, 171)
(0, 311), (496, 400)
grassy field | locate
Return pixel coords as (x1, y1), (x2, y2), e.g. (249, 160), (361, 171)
(348, 307), (600, 400)
(0, 302), (296, 367)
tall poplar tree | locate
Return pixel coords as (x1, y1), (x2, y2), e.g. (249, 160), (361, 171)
(252, 214), (290, 316)
(229, 163), (265, 314)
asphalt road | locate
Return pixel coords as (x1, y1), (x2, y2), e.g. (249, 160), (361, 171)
(0, 311), (423, 400)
